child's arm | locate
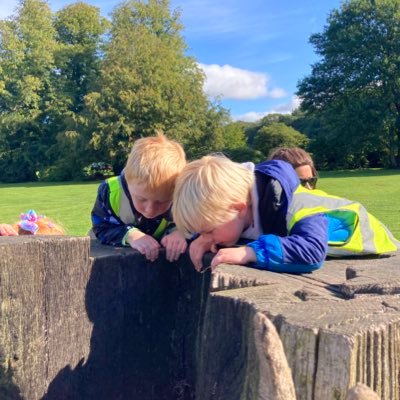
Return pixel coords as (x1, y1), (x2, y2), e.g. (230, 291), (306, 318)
(0, 224), (18, 236)
(246, 214), (328, 273)
(210, 246), (257, 270)
(91, 183), (162, 260)
(189, 235), (218, 271)
(91, 182), (138, 246)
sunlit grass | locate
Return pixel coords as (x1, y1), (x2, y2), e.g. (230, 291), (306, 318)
(0, 181), (99, 236)
(318, 169), (400, 238)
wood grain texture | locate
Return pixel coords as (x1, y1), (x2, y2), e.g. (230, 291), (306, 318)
(0, 236), (92, 399)
(213, 253), (400, 400)
(1, 237), (399, 400)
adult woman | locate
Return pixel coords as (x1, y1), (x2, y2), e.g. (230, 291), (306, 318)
(268, 147), (318, 189)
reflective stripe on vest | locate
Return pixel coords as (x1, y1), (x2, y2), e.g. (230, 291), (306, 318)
(287, 185), (399, 256)
(153, 218), (169, 240)
(107, 176), (133, 223)
(106, 176), (169, 239)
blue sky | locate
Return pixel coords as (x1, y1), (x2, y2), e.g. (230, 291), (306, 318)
(0, 0), (342, 122)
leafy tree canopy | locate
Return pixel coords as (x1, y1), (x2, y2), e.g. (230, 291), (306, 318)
(297, 0), (400, 167)
(84, 0), (227, 171)
(0, 0), (58, 181)
(254, 122), (309, 157)
(0, 0), (232, 181)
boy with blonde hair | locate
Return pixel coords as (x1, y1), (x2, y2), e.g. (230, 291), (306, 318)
(172, 154), (327, 273)
(91, 134), (187, 262)
(172, 155), (398, 273)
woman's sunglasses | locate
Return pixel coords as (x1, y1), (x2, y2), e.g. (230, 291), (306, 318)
(300, 177), (318, 189)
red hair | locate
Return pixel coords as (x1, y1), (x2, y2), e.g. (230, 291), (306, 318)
(13, 216), (65, 235)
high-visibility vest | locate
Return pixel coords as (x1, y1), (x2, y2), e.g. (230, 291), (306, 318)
(287, 185), (399, 256)
(106, 176), (169, 240)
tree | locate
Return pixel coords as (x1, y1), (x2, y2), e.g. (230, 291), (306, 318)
(253, 122), (309, 157)
(0, 0), (231, 181)
(245, 113), (299, 146)
(221, 122), (247, 150)
(0, 0), (58, 181)
(84, 0), (223, 171)
(297, 0), (400, 167)
(44, 2), (109, 180)
(54, 2), (109, 114)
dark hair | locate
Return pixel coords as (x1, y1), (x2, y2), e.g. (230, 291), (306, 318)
(268, 147), (317, 176)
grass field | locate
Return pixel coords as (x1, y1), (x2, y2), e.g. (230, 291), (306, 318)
(0, 168), (399, 237)
(317, 169), (400, 237)
(0, 181), (99, 236)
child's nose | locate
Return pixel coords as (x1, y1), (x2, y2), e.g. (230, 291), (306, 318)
(145, 202), (157, 215)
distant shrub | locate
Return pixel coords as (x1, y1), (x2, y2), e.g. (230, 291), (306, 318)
(37, 165), (75, 182)
(223, 147), (265, 164)
(83, 162), (114, 180)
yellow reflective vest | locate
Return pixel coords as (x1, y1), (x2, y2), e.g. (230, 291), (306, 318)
(286, 185), (399, 256)
(107, 176), (169, 240)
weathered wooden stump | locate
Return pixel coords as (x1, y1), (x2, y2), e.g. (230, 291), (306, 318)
(1, 236), (399, 399)
(211, 255), (400, 400)
(1, 236), (210, 400)
(0, 236), (91, 400)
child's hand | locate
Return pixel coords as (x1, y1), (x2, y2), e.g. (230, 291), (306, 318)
(0, 224), (18, 236)
(160, 230), (187, 262)
(127, 230), (160, 262)
(189, 235), (218, 272)
(210, 246), (257, 269)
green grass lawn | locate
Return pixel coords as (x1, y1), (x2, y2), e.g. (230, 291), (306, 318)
(317, 169), (400, 237)
(0, 181), (99, 236)
(0, 168), (399, 238)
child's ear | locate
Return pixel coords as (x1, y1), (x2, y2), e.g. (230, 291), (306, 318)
(231, 202), (248, 217)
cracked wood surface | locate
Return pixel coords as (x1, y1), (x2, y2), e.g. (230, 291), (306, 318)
(210, 253), (400, 400)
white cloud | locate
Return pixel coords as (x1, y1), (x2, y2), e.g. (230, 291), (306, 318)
(233, 96), (301, 122)
(234, 111), (268, 123)
(269, 88), (287, 98)
(271, 95), (301, 113)
(199, 63), (286, 100)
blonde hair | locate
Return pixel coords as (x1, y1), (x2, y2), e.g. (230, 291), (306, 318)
(172, 154), (254, 237)
(268, 147), (317, 176)
(125, 133), (186, 198)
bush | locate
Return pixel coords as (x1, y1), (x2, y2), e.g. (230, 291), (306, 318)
(223, 147), (265, 164)
(254, 122), (309, 157)
(83, 162), (114, 180)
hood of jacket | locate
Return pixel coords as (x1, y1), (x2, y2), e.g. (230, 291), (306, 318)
(255, 159), (299, 204)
